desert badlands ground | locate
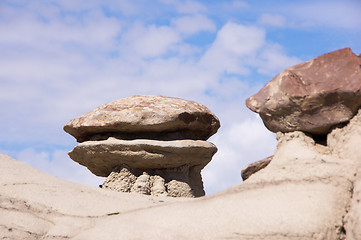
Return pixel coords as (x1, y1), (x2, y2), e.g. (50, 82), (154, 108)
(1, 117), (361, 239)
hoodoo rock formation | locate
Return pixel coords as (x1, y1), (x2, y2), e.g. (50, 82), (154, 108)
(246, 48), (361, 136)
(242, 48), (361, 180)
(2, 48), (361, 239)
(64, 95), (220, 197)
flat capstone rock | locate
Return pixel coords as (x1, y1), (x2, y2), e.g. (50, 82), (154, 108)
(64, 95), (220, 142)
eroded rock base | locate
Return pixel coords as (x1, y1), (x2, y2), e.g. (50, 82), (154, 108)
(102, 164), (204, 198)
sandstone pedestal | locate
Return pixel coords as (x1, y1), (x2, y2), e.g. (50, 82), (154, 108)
(69, 138), (217, 197)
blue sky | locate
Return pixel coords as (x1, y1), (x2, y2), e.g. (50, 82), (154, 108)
(1, 0), (360, 195)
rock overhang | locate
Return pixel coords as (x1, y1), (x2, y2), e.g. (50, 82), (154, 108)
(69, 138), (217, 177)
(64, 95), (220, 142)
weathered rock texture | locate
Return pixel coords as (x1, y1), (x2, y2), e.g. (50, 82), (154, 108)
(246, 48), (361, 135)
(241, 155), (273, 181)
(328, 109), (361, 239)
(69, 139), (217, 176)
(101, 164), (204, 197)
(64, 95), (219, 197)
(2, 110), (361, 239)
(64, 95), (220, 142)
(0, 154), (185, 240)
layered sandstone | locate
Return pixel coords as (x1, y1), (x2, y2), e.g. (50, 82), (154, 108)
(64, 95), (220, 197)
(69, 139), (216, 176)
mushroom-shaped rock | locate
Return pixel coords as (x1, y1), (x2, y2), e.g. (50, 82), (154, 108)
(64, 95), (220, 142)
(246, 48), (361, 135)
(64, 95), (219, 197)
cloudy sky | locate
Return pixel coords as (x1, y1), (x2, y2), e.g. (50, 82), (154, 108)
(1, 0), (360, 195)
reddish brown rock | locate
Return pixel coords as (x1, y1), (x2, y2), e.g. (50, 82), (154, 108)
(241, 156), (273, 181)
(64, 95), (220, 142)
(246, 48), (361, 135)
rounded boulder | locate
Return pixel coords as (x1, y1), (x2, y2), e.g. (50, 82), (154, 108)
(246, 48), (361, 135)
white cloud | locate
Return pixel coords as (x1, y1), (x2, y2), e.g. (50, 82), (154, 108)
(199, 22), (302, 77)
(160, 0), (207, 14)
(172, 14), (216, 36)
(0, 9), (122, 50)
(177, 0), (207, 14)
(215, 23), (265, 56)
(201, 22), (266, 75)
(231, 0), (249, 8)
(258, 13), (286, 27)
(281, 0), (361, 30)
(222, 0), (249, 10)
(102, 1), (140, 16)
(45, 0), (99, 12)
(121, 23), (181, 58)
(256, 43), (302, 75)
